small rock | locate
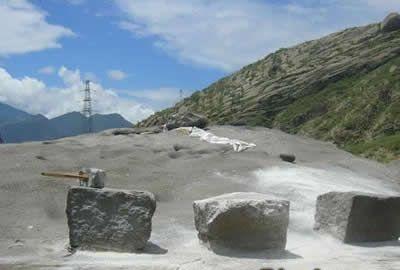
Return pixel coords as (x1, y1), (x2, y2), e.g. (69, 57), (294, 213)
(66, 187), (156, 252)
(173, 144), (182, 151)
(314, 191), (400, 243)
(110, 128), (136, 135)
(109, 126), (163, 136)
(168, 151), (182, 159)
(173, 144), (190, 151)
(42, 141), (57, 145)
(8, 240), (25, 249)
(279, 154), (296, 163)
(381, 13), (400, 32)
(193, 192), (290, 250)
(166, 112), (208, 130)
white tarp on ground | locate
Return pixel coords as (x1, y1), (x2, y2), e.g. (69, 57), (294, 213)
(175, 127), (256, 152)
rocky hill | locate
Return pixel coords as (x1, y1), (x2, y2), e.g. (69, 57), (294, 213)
(138, 13), (400, 162)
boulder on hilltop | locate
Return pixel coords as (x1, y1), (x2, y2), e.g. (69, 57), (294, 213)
(166, 112), (208, 130)
(381, 13), (400, 32)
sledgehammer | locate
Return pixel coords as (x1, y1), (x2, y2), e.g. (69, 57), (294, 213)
(41, 171), (90, 186)
(41, 169), (106, 188)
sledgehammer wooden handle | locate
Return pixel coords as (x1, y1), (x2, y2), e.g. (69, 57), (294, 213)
(41, 172), (89, 180)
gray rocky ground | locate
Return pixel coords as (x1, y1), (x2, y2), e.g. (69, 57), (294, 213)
(0, 126), (399, 270)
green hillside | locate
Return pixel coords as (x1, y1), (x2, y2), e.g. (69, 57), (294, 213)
(138, 14), (400, 162)
(275, 55), (400, 162)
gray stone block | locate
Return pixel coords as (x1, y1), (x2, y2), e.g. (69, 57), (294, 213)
(314, 191), (400, 243)
(193, 192), (290, 250)
(66, 187), (156, 252)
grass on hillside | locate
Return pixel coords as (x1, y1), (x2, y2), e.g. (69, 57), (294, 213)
(345, 134), (400, 162)
(274, 55), (400, 162)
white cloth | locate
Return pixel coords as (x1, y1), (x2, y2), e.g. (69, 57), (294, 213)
(184, 127), (256, 152)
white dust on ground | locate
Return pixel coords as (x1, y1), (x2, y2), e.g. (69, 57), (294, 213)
(59, 165), (400, 270)
(253, 164), (400, 270)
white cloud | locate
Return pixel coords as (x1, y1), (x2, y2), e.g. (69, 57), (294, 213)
(0, 0), (74, 56)
(38, 66), (55, 75)
(0, 67), (154, 123)
(115, 0), (399, 71)
(119, 21), (152, 37)
(107, 69), (128, 81)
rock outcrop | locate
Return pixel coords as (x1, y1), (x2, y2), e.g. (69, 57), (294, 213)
(381, 13), (400, 32)
(66, 187), (156, 252)
(138, 13), (400, 162)
(165, 112), (208, 130)
(314, 191), (400, 243)
(104, 126), (163, 136)
(193, 192), (290, 250)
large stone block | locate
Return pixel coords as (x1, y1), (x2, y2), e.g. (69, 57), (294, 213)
(66, 187), (156, 252)
(314, 191), (400, 243)
(193, 192), (290, 250)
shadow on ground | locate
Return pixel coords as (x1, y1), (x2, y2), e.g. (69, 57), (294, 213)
(140, 241), (168, 255)
(349, 240), (400, 248)
(208, 242), (302, 259)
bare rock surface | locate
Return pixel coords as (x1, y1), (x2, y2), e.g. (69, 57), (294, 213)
(314, 191), (400, 243)
(66, 187), (156, 251)
(0, 126), (399, 270)
(193, 192), (289, 250)
(165, 112), (208, 130)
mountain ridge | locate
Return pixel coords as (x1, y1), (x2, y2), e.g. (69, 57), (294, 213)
(0, 103), (133, 143)
(138, 13), (400, 162)
(0, 102), (34, 127)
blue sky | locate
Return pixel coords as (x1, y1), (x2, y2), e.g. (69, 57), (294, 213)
(0, 0), (399, 123)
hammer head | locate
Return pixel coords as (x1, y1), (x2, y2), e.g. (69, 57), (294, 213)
(80, 168), (106, 189)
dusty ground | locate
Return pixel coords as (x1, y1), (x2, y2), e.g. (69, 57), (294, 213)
(0, 126), (399, 270)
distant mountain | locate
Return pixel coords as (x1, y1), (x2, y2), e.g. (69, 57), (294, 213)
(48, 112), (133, 136)
(138, 13), (400, 162)
(0, 102), (33, 127)
(0, 105), (133, 143)
(91, 113), (133, 132)
(1, 114), (61, 143)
